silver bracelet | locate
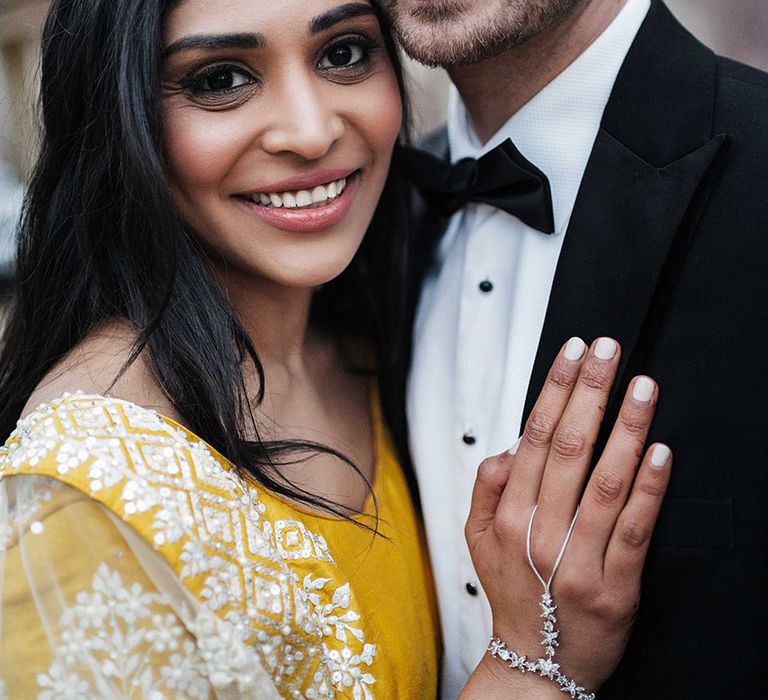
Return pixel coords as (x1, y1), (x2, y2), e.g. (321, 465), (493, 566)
(486, 505), (596, 700)
(487, 634), (595, 700)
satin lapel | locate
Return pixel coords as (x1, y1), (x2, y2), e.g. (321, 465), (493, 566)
(521, 1), (730, 432)
(522, 130), (728, 426)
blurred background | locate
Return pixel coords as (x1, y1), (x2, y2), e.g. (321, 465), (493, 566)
(1, 0), (767, 283)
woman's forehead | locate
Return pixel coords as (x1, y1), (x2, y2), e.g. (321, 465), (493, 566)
(164, 0), (377, 44)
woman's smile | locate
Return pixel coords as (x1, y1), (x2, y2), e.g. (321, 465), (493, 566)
(232, 168), (359, 233)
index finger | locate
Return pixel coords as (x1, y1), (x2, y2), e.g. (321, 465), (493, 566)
(499, 337), (587, 510)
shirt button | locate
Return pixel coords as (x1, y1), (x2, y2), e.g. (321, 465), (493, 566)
(465, 582), (479, 596)
(479, 279), (494, 293)
(462, 432), (477, 445)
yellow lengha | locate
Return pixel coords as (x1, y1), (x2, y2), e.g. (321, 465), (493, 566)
(0, 392), (439, 699)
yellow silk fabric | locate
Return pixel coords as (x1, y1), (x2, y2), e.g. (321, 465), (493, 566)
(283, 397), (441, 697)
(0, 393), (439, 699)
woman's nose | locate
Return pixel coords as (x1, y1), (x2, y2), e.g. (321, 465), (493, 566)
(260, 83), (345, 160)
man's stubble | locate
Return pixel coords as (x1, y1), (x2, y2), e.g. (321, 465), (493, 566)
(380, 0), (584, 67)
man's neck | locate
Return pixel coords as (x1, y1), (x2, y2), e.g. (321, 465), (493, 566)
(448, 0), (628, 143)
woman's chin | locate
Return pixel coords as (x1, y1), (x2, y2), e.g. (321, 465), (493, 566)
(218, 256), (357, 292)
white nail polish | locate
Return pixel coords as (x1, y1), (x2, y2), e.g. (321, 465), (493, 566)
(651, 444), (671, 468)
(564, 337), (587, 362)
(507, 437), (521, 456)
(632, 377), (655, 402)
(595, 337), (617, 360)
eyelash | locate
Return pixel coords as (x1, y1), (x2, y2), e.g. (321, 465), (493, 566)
(318, 35), (378, 74)
(178, 34), (380, 102)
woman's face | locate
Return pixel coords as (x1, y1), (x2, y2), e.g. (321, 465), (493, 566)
(162, 0), (402, 290)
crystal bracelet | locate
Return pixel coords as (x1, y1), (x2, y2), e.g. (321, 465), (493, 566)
(487, 634), (595, 700)
(486, 505), (596, 700)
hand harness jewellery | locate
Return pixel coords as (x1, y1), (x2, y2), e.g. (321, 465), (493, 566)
(486, 505), (597, 700)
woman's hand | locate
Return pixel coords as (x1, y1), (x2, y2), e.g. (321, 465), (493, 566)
(460, 337), (671, 698)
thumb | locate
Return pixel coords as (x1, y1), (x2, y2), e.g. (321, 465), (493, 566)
(465, 440), (519, 547)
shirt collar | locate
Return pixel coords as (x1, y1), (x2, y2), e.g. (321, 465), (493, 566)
(447, 0), (651, 234)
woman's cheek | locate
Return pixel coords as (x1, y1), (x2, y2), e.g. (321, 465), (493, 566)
(374, 74), (404, 149)
(163, 104), (248, 196)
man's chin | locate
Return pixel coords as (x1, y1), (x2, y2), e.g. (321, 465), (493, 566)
(396, 27), (525, 69)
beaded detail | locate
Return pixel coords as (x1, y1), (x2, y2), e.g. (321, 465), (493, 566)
(0, 393), (378, 699)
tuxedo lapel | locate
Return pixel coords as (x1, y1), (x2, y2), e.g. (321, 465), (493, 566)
(521, 1), (730, 432)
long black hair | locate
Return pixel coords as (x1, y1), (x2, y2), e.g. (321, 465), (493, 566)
(0, 0), (414, 522)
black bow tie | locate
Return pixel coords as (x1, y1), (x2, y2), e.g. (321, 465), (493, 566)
(405, 138), (555, 234)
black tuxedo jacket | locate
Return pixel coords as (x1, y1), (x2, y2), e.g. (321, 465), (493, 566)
(399, 1), (768, 696)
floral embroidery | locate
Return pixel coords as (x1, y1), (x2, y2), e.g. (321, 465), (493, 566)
(191, 606), (266, 692)
(0, 393), (378, 698)
(35, 563), (211, 699)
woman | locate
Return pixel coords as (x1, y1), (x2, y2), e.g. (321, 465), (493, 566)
(0, 0), (670, 698)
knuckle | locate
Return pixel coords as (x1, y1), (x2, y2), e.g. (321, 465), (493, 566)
(547, 364), (578, 393)
(580, 361), (612, 392)
(525, 410), (557, 449)
(551, 425), (587, 461)
(595, 590), (640, 624)
(637, 475), (666, 499)
(491, 510), (520, 543)
(619, 406), (649, 437)
(619, 517), (650, 548)
(590, 470), (626, 506)
(592, 594), (622, 621)
(557, 573), (596, 602)
(621, 595), (641, 623)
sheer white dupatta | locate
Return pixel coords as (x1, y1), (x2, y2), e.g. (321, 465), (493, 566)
(0, 474), (279, 699)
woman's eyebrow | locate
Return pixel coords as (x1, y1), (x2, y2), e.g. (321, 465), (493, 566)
(163, 3), (375, 58)
(308, 3), (376, 34)
(164, 32), (265, 58)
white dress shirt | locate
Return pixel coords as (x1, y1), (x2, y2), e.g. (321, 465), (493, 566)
(406, 0), (651, 696)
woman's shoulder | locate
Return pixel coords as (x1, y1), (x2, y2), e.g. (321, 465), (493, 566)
(21, 319), (182, 423)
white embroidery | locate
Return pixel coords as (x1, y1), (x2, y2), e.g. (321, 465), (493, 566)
(1, 393), (378, 698)
(36, 563), (211, 699)
(191, 606), (266, 693)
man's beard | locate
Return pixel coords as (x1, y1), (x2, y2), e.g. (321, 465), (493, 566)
(385, 0), (583, 68)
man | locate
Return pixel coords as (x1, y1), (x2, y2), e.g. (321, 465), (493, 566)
(380, 0), (768, 697)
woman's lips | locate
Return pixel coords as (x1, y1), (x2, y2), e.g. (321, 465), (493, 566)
(235, 171), (359, 233)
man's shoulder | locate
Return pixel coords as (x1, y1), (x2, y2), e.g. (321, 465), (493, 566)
(714, 55), (768, 123)
(716, 55), (768, 93)
(707, 56), (768, 164)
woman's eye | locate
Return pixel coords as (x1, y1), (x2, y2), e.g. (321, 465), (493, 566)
(318, 42), (367, 70)
(196, 68), (251, 92)
(182, 65), (255, 96)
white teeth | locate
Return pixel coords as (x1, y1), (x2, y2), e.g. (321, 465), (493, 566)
(251, 176), (350, 209)
(295, 190), (313, 207)
(282, 192), (297, 208)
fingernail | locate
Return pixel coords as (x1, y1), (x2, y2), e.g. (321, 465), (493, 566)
(632, 376), (655, 403)
(564, 337), (587, 361)
(650, 444), (671, 468)
(507, 437), (521, 456)
(594, 337), (617, 360)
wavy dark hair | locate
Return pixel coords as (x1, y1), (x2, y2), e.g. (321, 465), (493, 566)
(0, 0), (414, 523)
